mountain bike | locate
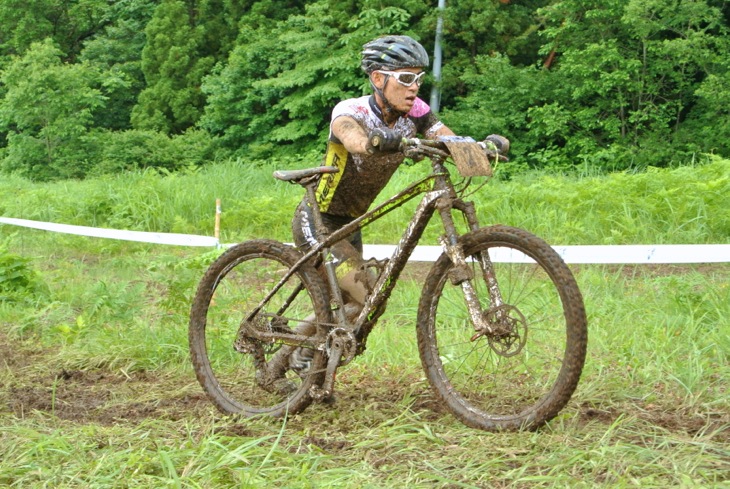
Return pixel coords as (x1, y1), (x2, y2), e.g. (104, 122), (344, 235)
(189, 136), (588, 431)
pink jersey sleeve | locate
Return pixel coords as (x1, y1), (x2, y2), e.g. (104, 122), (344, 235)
(408, 97), (431, 118)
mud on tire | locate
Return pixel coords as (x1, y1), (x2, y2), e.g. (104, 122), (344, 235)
(416, 225), (588, 431)
(189, 239), (330, 417)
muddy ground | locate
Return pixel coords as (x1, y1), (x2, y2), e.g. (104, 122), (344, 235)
(2, 263), (728, 444)
(1, 329), (727, 444)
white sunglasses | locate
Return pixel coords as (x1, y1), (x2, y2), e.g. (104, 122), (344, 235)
(377, 70), (426, 87)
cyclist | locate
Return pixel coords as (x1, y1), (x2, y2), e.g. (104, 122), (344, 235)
(281, 35), (509, 377)
(292, 35), (508, 309)
(293, 34), (508, 308)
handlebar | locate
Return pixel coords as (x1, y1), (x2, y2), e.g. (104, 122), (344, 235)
(407, 137), (508, 163)
(368, 132), (508, 162)
(368, 132), (450, 153)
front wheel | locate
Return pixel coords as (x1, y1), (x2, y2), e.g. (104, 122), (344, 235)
(189, 239), (330, 417)
(417, 225), (587, 431)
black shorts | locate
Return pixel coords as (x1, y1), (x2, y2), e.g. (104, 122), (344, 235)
(292, 201), (363, 265)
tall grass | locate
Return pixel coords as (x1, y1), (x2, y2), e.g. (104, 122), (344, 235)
(0, 256), (727, 487)
(2, 156), (728, 245)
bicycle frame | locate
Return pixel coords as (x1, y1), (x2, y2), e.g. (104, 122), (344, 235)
(246, 156), (505, 357)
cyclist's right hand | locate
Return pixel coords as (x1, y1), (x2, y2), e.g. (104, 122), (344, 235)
(367, 128), (402, 154)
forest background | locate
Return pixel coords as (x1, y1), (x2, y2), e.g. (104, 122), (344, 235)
(1, 0), (729, 182)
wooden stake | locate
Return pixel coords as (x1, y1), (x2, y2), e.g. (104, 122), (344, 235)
(214, 199), (221, 242)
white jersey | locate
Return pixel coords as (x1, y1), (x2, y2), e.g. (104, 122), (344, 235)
(315, 95), (443, 217)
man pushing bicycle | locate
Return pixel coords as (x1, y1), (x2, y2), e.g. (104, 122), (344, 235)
(292, 35), (509, 311)
(190, 36), (586, 430)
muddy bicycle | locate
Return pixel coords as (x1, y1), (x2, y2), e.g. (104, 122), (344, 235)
(189, 136), (587, 431)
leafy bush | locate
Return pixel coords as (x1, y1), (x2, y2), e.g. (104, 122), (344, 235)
(0, 40), (106, 181)
(444, 1), (730, 173)
(0, 239), (48, 303)
(86, 128), (217, 176)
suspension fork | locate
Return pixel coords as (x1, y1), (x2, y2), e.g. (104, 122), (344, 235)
(438, 191), (506, 334)
(453, 199), (505, 311)
(436, 198), (489, 332)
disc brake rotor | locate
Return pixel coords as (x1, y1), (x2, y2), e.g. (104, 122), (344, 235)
(483, 304), (528, 357)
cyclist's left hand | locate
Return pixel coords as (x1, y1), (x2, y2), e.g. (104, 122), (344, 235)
(483, 134), (510, 154)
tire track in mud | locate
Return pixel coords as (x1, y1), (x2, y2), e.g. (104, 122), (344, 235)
(0, 333), (209, 425)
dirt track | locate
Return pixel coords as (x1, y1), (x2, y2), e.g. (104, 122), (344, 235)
(1, 330), (727, 443)
(1, 333), (208, 425)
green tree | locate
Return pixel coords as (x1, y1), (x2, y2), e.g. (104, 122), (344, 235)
(198, 1), (307, 156)
(131, 0), (208, 132)
(0, 0), (114, 62)
(79, 0), (159, 131)
(131, 0), (249, 134)
(450, 0), (730, 170)
(440, 53), (547, 173)
(544, 0), (727, 167)
(440, 0), (552, 67)
(681, 59), (730, 156)
(200, 0), (432, 157)
(0, 40), (106, 180)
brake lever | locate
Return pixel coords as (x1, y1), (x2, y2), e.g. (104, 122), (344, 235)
(478, 141), (509, 162)
(401, 140), (450, 160)
(486, 150), (509, 162)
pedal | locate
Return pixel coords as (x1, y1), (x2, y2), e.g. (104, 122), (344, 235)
(309, 350), (340, 402)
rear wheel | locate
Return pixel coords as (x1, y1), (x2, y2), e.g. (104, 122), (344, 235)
(189, 240), (330, 417)
(417, 225), (587, 431)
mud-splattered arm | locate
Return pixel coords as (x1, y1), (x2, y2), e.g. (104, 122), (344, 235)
(332, 116), (370, 154)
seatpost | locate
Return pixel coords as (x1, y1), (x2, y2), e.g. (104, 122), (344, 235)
(304, 183), (349, 325)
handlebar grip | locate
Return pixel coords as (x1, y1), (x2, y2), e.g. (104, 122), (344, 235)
(369, 133), (382, 149)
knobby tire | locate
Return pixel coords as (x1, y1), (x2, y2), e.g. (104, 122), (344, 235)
(417, 225), (588, 431)
(189, 239), (330, 417)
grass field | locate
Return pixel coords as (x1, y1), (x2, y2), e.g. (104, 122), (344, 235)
(1, 158), (728, 487)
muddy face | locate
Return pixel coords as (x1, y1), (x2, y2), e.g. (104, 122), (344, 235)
(371, 68), (424, 119)
(381, 68), (422, 114)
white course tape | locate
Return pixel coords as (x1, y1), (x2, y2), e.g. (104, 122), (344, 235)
(551, 244), (730, 264)
(361, 244), (730, 264)
(2, 217), (728, 262)
(0, 217), (218, 247)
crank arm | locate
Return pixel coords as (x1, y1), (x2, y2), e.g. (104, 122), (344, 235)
(309, 341), (342, 402)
